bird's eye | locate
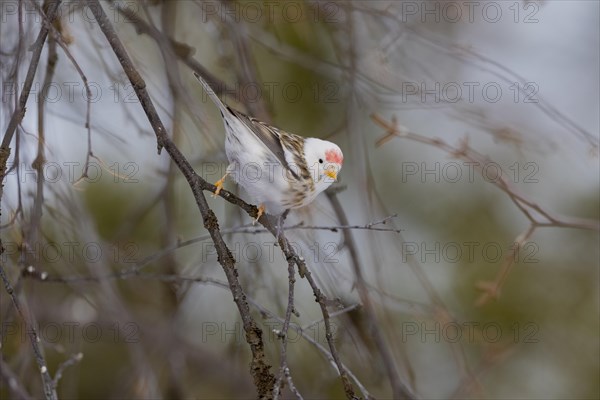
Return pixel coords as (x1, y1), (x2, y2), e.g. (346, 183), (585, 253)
(318, 158), (323, 164)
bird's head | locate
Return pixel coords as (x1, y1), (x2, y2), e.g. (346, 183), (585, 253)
(304, 138), (344, 192)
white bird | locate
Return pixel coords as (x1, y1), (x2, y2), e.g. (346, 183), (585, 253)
(194, 72), (344, 222)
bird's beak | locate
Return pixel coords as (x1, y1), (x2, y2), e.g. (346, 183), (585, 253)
(325, 169), (337, 181)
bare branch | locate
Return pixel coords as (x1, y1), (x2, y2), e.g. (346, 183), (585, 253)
(83, 0), (276, 395)
(0, 264), (57, 400)
(273, 253), (298, 400)
(371, 112), (600, 304)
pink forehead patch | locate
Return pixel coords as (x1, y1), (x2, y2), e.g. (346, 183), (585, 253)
(325, 149), (343, 165)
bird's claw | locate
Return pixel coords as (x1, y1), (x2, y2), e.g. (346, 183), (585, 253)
(212, 175), (227, 198)
(253, 204), (265, 225)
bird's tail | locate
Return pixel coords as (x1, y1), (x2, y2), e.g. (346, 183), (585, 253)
(193, 72), (228, 113)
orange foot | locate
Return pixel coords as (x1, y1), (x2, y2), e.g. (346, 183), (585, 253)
(212, 173), (228, 197)
(253, 204), (265, 225)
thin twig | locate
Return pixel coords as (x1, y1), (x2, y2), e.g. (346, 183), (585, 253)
(273, 238), (298, 400)
(212, 215), (402, 235)
(25, 0), (95, 183)
(30, 29), (56, 252)
(474, 224), (537, 306)
(302, 304), (362, 332)
(283, 367), (304, 400)
(327, 191), (415, 399)
(51, 352), (84, 389)
(0, 265), (57, 400)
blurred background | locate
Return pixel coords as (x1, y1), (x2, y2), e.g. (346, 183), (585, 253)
(1, 1), (598, 399)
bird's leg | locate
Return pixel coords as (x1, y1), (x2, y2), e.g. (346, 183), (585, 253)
(212, 173), (229, 197)
(213, 163), (236, 197)
(276, 209), (290, 239)
(253, 204), (265, 225)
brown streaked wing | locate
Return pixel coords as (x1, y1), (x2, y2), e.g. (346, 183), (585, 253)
(279, 131), (313, 186)
(228, 106), (301, 180)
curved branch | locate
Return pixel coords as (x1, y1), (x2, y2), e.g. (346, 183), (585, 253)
(83, 0), (276, 396)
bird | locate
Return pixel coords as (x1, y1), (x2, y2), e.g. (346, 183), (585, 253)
(193, 72), (344, 224)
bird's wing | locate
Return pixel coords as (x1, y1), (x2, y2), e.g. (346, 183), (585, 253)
(194, 71), (306, 181)
(193, 72), (229, 114)
(229, 108), (302, 181)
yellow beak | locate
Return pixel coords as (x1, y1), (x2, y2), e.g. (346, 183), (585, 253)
(325, 169), (337, 181)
